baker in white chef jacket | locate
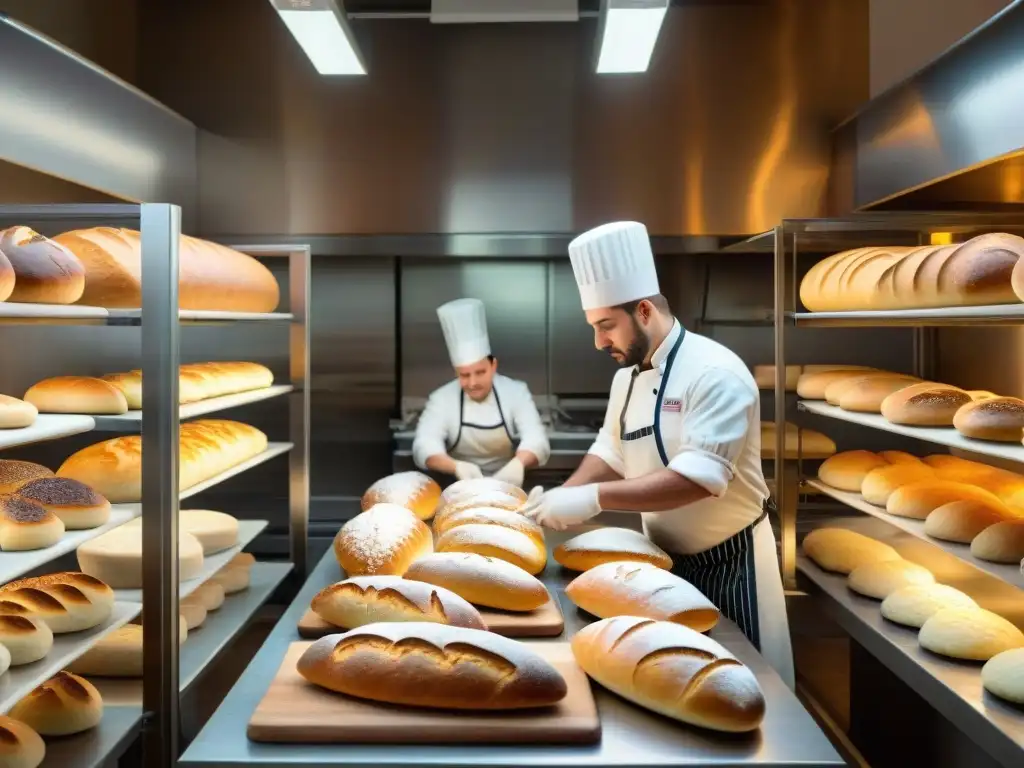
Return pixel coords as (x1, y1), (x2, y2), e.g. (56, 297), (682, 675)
(522, 221), (794, 687)
(412, 298), (550, 487)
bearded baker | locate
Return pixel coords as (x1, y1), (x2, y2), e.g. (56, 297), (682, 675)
(522, 221), (794, 687)
(413, 298), (550, 487)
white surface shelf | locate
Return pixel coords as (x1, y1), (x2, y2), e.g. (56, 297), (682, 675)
(793, 303), (1024, 327)
(90, 385), (293, 430)
(798, 400), (1024, 465)
(180, 443), (292, 501)
(107, 308), (293, 323)
(0, 414), (95, 451)
(805, 478), (1024, 591)
(0, 302), (292, 323)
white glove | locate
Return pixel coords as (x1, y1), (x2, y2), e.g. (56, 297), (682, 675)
(522, 484), (601, 531)
(453, 460), (483, 481)
(492, 458), (525, 487)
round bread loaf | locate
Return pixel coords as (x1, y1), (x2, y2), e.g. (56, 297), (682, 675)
(0, 495), (64, 551)
(311, 575), (486, 630)
(23, 377), (128, 415)
(211, 564), (250, 594)
(878, 450), (922, 465)
(847, 559), (934, 600)
(77, 526), (205, 588)
(404, 552), (549, 611)
(880, 383), (972, 426)
(180, 594), (208, 630)
(971, 520), (1024, 563)
(434, 506), (545, 546)
(0, 715), (45, 768)
(100, 372), (142, 409)
(571, 616), (765, 732)
(802, 528), (900, 574)
(880, 583), (978, 628)
(861, 463), (936, 506)
(67, 620), (187, 678)
(817, 451), (888, 492)
(441, 478), (527, 506)
(15, 477), (110, 530)
(434, 490), (527, 531)
(919, 607), (1024, 661)
(194, 581), (225, 611)
(566, 561), (719, 631)
(0, 572), (114, 633)
(0, 615), (53, 665)
(554, 528), (672, 572)
(886, 481), (1004, 520)
(0, 395), (37, 430)
(9, 672), (102, 735)
(0, 461), (54, 494)
(0, 227), (85, 305)
(361, 472), (441, 521)
(982, 648), (1024, 704)
(796, 369), (880, 400)
(924, 500), (1015, 543)
(953, 396), (1024, 442)
(835, 375), (920, 413)
(437, 524), (546, 575)
(298, 622), (567, 710)
(334, 504), (433, 576)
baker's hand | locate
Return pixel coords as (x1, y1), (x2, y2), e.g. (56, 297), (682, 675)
(522, 485), (601, 531)
(491, 458), (525, 487)
(453, 461), (483, 481)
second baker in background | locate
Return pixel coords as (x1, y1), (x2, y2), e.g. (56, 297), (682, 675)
(413, 298), (550, 486)
(523, 221), (794, 688)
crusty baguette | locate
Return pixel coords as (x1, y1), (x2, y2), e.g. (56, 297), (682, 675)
(333, 504), (432, 576)
(310, 576), (486, 630)
(361, 472), (441, 521)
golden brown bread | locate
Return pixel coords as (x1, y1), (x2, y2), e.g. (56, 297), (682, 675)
(8, 672), (102, 736)
(860, 463), (936, 506)
(802, 528), (900, 574)
(881, 383), (972, 426)
(554, 528), (672, 572)
(797, 369), (882, 400)
(0, 461), (53, 494)
(15, 477), (110, 530)
(404, 552), (549, 612)
(100, 362), (273, 409)
(0, 572), (114, 633)
(333, 504), (433, 576)
(433, 506), (545, 546)
(310, 576), (486, 630)
(953, 397), (1024, 442)
(67, 620), (187, 677)
(0, 226), (85, 305)
(833, 375), (920, 412)
(361, 472), (441, 521)
(878, 450), (923, 465)
(297, 622), (568, 710)
(971, 520), (1024, 563)
(885, 481), (1005, 520)
(0, 714), (45, 768)
(436, 524), (546, 575)
(924, 499), (1017, 543)
(433, 490), (525, 531)
(752, 364), (801, 391)
(440, 478), (527, 506)
(571, 616), (765, 732)
(24, 376), (128, 415)
(817, 451), (889, 492)
(919, 607), (1024, 661)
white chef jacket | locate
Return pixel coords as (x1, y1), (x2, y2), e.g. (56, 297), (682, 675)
(412, 374), (550, 475)
(588, 321), (770, 554)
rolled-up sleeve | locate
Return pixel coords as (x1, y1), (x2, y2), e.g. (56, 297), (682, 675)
(588, 386), (626, 477)
(412, 392), (450, 469)
(509, 384), (550, 465)
(667, 367), (756, 498)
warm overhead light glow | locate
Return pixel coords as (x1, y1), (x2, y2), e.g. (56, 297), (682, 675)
(930, 232), (954, 245)
(270, 1), (366, 76)
(596, 0), (669, 74)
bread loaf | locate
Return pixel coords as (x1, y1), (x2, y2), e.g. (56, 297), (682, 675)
(67, 621), (187, 677)
(23, 377), (128, 415)
(297, 622), (568, 710)
(759, 422), (836, 459)
(404, 552), (549, 612)
(56, 419), (268, 502)
(834, 375), (920, 413)
(971, 520), (1024, 562)
(436, 524), (546, 575)
(15, 477), (110, 530)
(0, 715), (45, 768)
(817, 451), (888, 492)
(361, 472), (441, 521)
(886, 481), (1004, 520)
(180, 594), (208, 629)
(101, 366), (265, 409)
(879, 450), (923, 465)
(919, 607), (1024, 661)
(8, 672), (102, 735)
(802, 528), (900, 574)
(230, 552), (256, 569)
(99, 372), (142, 409)
(571, 616), (765, 732)
(54, 227), (279, 311)
(982, 648), (1024, 704)
(193, 581), (225, 611)
(0, 495), (64, 550)
(924, 500), (1016, 543)
(77, 526), (204, 588)
(797, 369), (881, 400)
(847, 559), (934, 599)
(0, 615), (52, 665)
(311, 576), (486, 630)
(880, 583), (978, 628)
(554, 528), (672, 572)
(0, 227), (85, 304)
(860, 463), (936, 506)
(433, 506), (545, 546)
(334, 504), (432, 576)
(441, 478), (527, 506)
(0, 573), (113, 633)
(953, 397), (1024, 442)
(433, 490), (525, 531)
(565, 561), (719, 630)
(211, 563), (250, 594)
(0, 461), (53, 494)
(881, 383), (972, 426)
(922, 454), (998, 482)
(0, 395), (37, 430)
(752, 364), (801, 391)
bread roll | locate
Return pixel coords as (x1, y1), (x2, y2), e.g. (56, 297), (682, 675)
(0, 395), (37, 430)
(57, 419), (268, 503)
(311, 576), (486, 630)
(802, 528), (900, 574)
(0, 573), (113, 633)
(23, 377), (128, 415)
(886, 481), (1004, 520)
(54, 227), (279, 311)
(297, 622), (567, 710)
(404, 552), (549, 612)
(817, 451), (888, 492)
(878, 450), (922, 465)
(924, 500), (1016, 543)
(77, 526), (205, 588)
(230, 551), (256, 569)
(835, 375), (920, 413)
(571, 616), (765, 732)
(0, 461), (53, 494)
(194, 581), (225, 612)
(860, 463), (936, 506)
(211, 563), (249, 594)
(752, 364), (801, 391)
(953, 397), (1024, 442)
(434, 506), (545, 546)
(0, 227), (85, 304)
(847, 559), (934, 600)
(361, 472), (441, 521)
(919, 607), (1024, 661)
(566, 561), (719, 630)
(436, 524), (546, 575)
(0, 715), (45, 768)
(0, 615), (53, 665)
(441, 478), (527, 506)
(971, 520), (1024, 563)
(554, 528), (672, 572)
(880, 383), (972, 426)
(434, 490), (527, 531)
(99, 372), (142, 409)
(9, 672), (102, 736)
(67, 621), (187, 678)
(982, 648), (1024, 704)
(334, 504), (432, 576)
(180, 594), (208, 630)
(0, 495), (64, 551)
(15, 477), (110, 530)
(880, 583), (979, 628)
(759, 422), (836, 459)
(797, 369), (882, 400)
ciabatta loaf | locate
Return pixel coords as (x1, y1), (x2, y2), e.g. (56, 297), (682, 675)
(0, 226), (85, 305)
(847, 559), (934, 600)
(297, 622), (568, 710)
(8, 672), (102, 736)
(971, 520), (1024, 563)
(441, 478), (527, 506)
(982, 648), (1024, 704)
(436, 523), (546, 575)
(953, 397), (1024, 442)
(0, 572), (113, 633)
(311, 576), (486, 630)
(802, 528), (900, 574)
(333, 504), (432, 576)
(919, 607), (1024, 661)
(571, 616), (765, 732)
(0, 715), (45, 768)
(566, 562), (719, 631)
(404, 552), (549, 611)
(880, 583), (978, 628)
(817, 451), (888, 492)
(554, 528), (672, 572)
(361, 472), (441, 521)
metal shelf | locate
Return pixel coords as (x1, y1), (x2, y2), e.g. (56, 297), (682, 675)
(0, 413), (95, 449)
(91, 386), (293, 431)
(108, 309), (294, 324)
(0, 303), (293, 325)
(180, 444), (293, 501)
(39, 705), (143, 768)
(791, 304), (1024, 328)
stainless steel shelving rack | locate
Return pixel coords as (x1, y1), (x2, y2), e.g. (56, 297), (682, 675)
(0, 204), (310, 768)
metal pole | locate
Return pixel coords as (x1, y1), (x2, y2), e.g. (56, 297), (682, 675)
(289, 247), (311, 577)
(140, 203), (181, 767)
(772, 225), (796, 588)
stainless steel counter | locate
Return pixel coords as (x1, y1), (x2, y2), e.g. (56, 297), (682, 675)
(181, 529), (842, 768)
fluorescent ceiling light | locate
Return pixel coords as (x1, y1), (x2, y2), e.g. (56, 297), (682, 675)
(269, 0), (366, 75)
(596, 0), (669, 74)
(431, 0), (578, 23)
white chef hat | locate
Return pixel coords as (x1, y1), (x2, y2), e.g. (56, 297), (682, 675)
(437, 298), (491, 368)
(567, 221), (660, 310)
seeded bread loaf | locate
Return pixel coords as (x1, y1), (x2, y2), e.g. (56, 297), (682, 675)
(953, 397), (1024, 442)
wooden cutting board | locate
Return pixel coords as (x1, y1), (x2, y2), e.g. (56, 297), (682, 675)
(297, 596), (564, 639)
(247, 641), (599, 745)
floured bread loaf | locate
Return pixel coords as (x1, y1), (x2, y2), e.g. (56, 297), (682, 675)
(880, 584), (978, 628)
(441, 478), (527, 506)
(0, 394), (37, 430)
(881, 383), (972, 426)
(68, 620), (188, 677)
(554, 528), (672, 572)
(571, 616), (765, 732)
(566, 561), (719, 631)
(78, 526), (204, 588)
(0, 573), (113, 633)
(847, 559), (934, 600)
(15, 477), (110, 530)
(404, 552), (548, 612)
(297, 622), (567, 710)
(334, 504), (432, 576)
(818, 451), (888, 492)
(0, 495), (64, 551)
(0, 715), (45, 768)
(361, 472), (441, 521)
(861, 463), (936, 506)
(924, 500), (1015, 543)
(982, 648), (1024, 704)
(886, 481), (1005, 520)
(433, 506), (544, 546)
(0, 461), (52, 494)
(436, 524), (546, 575)
(0, 615), (52, 665)
(971, 520), (1024, 563)
(802, 528), (900, 574)
(919, 607), (1024, 661)
(9, 672), (102, 736)
(433, 490), (525, 531)
(954, 397), (1024, 442)
(311, 575), (486, 630)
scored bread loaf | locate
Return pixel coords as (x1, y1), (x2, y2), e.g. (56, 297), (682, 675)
(833, 375), (920, 413)
(441, 478), (527, 507)
(847, 559), (934, 600)
(0, 226), (86, 305)
(802, 528), (900, 574)
(333, 504), (432, 576)
(0, 715), (45, 768)
(8, 672), (102, 736)
(924, 499), (1016, 543)
(311, 576), (486, 630)
(860, 463), (936, 506)
(436, 524), (546, 575)
(433, 490), (525, 531)
(0, 615), (53, 665)
(982, 648), (1024, 704)
(0, 572), (114, 633)
(0, 394), (37, 430)
(881, 383), (972, 426)
(15, 477), (110, 530)
(77, 526), (204, 588)
(759, 422), (836, 459)
(565, 561), (719, 631)
(54, 227), (279, 311)
(24, 377), (128, 415)
(817, 451), (888, 492)
(68, 620), (187, 677)
(0, 461), (53, 494)
(0, 495), (64, 551)
(953, 397), (1024, 442)
(433, 506), (545, 546)
(886, 481), (1004, 520)
(403, 552), (549, 612)
(571, 616), (765, 732)
(554, 528), (672, 572)
(971, 520), (1024, 563)
(361, 472), (441, 521)
(297, 622), (568, 710)
(56, 419), (268, 502)
(880, 583), (979, 628)
(919, 607), (1024, 661)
